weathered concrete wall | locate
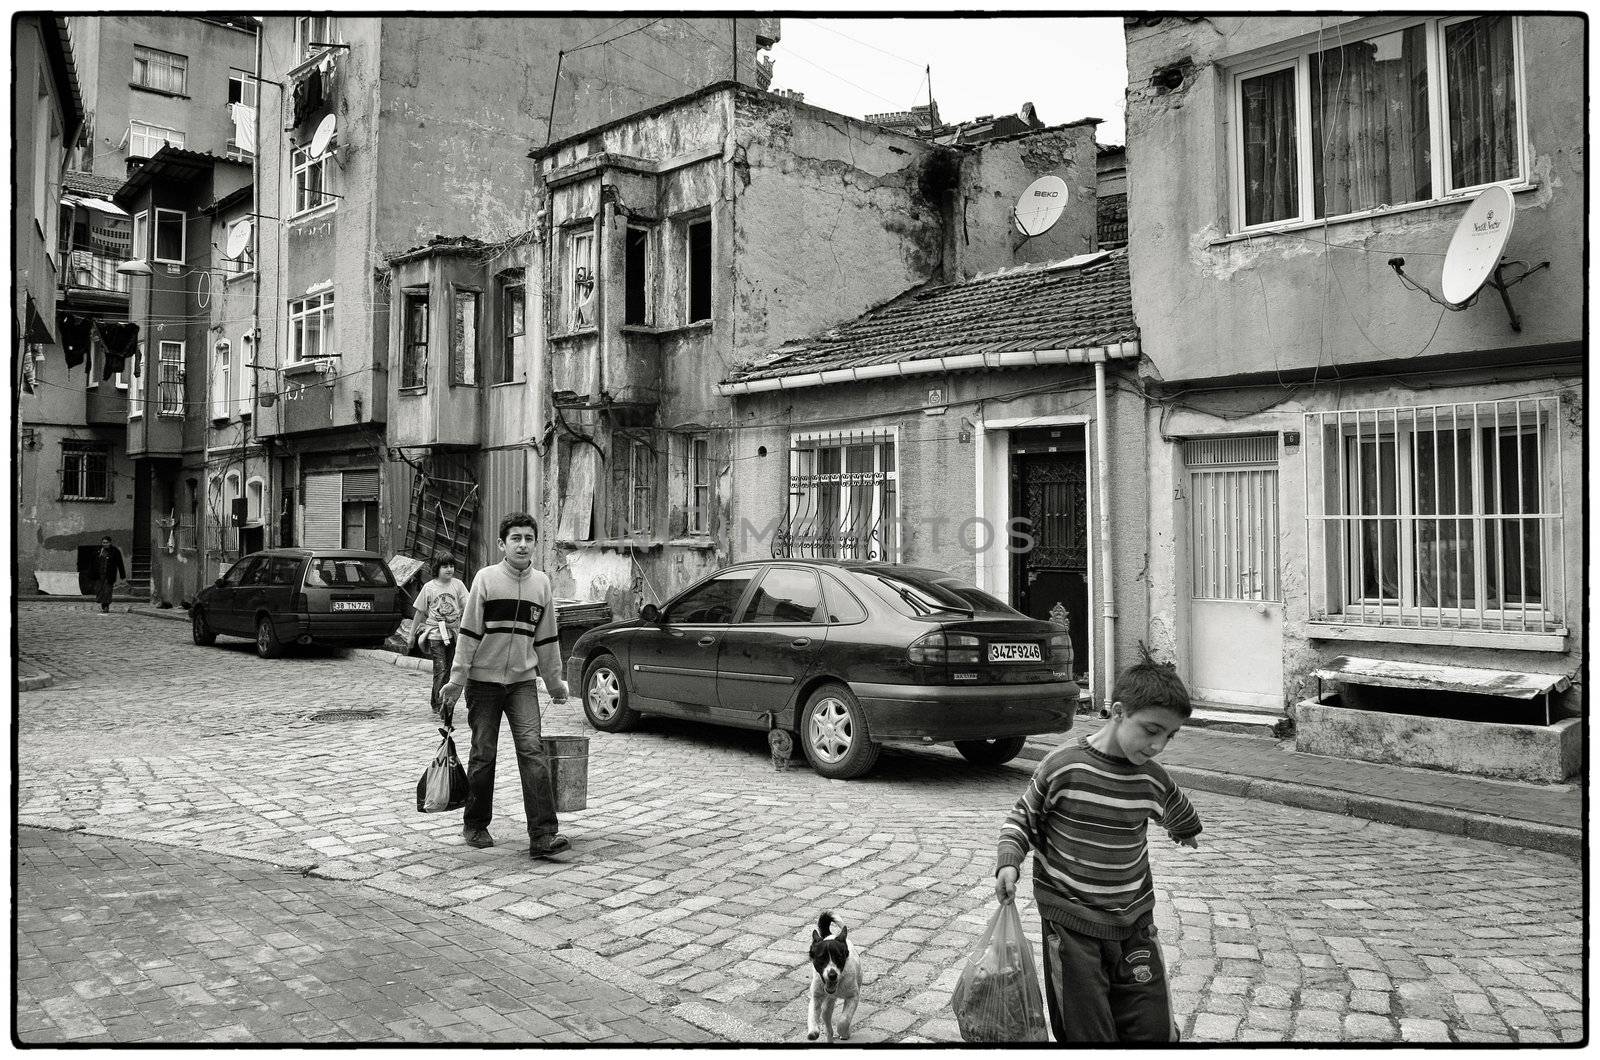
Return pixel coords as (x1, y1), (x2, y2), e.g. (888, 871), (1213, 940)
(1296, 700), (1580, 782)
(955, 123), (1099, 278)
(1124, 15), (1583, 382)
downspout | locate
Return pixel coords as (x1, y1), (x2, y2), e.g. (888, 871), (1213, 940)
(251, 21), (265, 546)
(1094, 360), (1116, 708)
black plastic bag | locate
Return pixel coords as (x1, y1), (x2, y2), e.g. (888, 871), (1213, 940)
(416, 727), (468, 813)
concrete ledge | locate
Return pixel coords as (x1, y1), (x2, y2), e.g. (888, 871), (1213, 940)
(18, 670), (56, 692)
(350, 647), (432, 673)
(129, 606), (187, 622)
(1296, 700), (1580, 782)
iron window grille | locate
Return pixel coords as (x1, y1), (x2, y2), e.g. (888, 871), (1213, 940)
(61, 443), (112, 501)
(157, 342), (185, 416)
(777, 430), (898, 561)
(1303, 397), (1565, 634)
(1183, 435), (1282, 602)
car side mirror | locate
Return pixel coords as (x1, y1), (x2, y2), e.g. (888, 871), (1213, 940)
(640, 603), (662, 624)
(215, 577), (228, 588)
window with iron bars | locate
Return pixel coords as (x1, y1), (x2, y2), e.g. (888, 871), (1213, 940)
(158, 341), (185, 417)
(777, 431), (898, 561)
(61, 443), (112, 501)
(1304, 398), (1565, 635)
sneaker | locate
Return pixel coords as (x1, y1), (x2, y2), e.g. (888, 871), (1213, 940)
(528, 834), (571, 859)
(462, 827), (494, 849)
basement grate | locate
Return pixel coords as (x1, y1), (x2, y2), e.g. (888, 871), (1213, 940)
(309, 709), (381, 723)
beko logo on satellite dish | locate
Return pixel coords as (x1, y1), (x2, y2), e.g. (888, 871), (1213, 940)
(1473, 210), (1504, 235)
(1031, 189), (1061, 198)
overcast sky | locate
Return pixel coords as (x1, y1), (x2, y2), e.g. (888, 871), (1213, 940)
(769, 16), (1128, 146)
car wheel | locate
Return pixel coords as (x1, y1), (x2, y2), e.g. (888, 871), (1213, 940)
(255, 617), (284, 659)
(955, 736), (1028, 766)
(191, 608), (217, 646)
(801, 683), (879, 780)
(583, 653), (639, 733)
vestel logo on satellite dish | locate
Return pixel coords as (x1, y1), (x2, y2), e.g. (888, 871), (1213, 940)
(1472, 210), (1503, 235)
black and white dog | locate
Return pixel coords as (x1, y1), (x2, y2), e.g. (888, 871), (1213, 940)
(807, 911), (865, 1042)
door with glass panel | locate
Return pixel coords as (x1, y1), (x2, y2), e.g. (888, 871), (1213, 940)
(1184, 437), (1284, 709)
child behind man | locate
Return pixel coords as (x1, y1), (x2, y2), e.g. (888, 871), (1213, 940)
(994, 649), (1202, 1043)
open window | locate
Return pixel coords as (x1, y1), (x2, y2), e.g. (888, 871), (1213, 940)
(685, 216), (711, 323)
(625, 224), (652, 326)
(561, 227), (596, 331)
(494, 269), (524, 384)
(451, 287), (479, 386)
(153, 209), (185, 264)
(400, 288), (428, 388)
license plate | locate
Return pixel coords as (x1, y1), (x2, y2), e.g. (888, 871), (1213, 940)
(988, 642), (1042, 662)
(332, 601), (372, 612)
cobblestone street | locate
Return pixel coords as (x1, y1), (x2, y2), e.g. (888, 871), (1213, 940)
(16, 604), (1585, 1044)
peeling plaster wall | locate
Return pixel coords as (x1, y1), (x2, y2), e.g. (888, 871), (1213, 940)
(1124, 15), (1583, 381)
(955, 125), (1099, 278)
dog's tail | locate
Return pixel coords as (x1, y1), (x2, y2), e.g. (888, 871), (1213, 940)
(817, 911), (846, 940)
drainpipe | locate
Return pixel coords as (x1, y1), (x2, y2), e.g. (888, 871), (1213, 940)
(1094, 360), (1116, 708)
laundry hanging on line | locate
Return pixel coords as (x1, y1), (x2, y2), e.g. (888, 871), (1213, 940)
(58, 311), (94, 368)
(94, 320), (141, 380)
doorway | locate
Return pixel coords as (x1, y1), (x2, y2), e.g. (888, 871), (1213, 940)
(1009, 426), (1090, 682)
(1182, 436), (1284, 709)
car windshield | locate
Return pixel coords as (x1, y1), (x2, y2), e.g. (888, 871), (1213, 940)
(305, 558), (393, 588)
(856, 571), (1019, 617)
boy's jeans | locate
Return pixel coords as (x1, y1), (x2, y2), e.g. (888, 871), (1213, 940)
(427, 638), (456, 712)
(462, 679), (559, 840)
(1040, 915), (1176, 1042)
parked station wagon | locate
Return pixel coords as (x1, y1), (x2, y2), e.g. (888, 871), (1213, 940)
(191, 549), (405, 658)
(566, 560), (1077, 779)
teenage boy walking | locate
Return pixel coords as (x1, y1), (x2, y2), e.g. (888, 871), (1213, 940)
(439, 513), (571, 859)
(994, 651), (1202, 1042)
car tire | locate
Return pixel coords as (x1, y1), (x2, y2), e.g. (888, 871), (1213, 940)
(191, 608), (217, 646)
(800, 683), (880, 780)
(955, 735), (1029, 766)
(583, 653), (639, 733)
(255, 616), (284, 659)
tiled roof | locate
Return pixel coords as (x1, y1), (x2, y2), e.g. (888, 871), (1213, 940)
(64, 170), (123, 198)
(724, 250), (1136, 384)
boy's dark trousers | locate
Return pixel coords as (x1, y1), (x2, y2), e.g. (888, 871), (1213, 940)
(427, 637), (456, 712)
(461, 679), (559, 841)
(1040, 915), (1177, 1042)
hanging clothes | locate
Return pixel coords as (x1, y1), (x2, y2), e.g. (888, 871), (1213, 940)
(94, 320), (140, 379)
(229, 102), (257, 150)
(59, 311), (93, 368)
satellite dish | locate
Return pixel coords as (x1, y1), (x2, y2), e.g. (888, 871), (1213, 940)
(223, 219), (253, 260)
(1013, 175), (1069, 237)
(308, 114), (338, 159)
(1440, 184), (1515, 306)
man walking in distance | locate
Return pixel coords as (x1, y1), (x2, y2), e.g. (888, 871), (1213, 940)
(92, 536), (125, 613)
(439, 513), (572, 859)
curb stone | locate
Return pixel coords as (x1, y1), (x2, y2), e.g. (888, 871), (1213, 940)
(1018, 741), (1580, 857)
(127, 607), (430, 671)
(18, 671), (56, 692)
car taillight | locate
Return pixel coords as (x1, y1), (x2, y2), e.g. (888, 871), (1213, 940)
(908, 632), (981, 666)
(292, 593), (308, 612)
(1049, 633), (1074, 673)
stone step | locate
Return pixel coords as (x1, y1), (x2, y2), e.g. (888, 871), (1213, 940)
(1188, 701), (1286, 736)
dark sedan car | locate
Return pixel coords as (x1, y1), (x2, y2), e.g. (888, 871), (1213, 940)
(191, 549), (405, 658)
(565, 560), (1077, 779)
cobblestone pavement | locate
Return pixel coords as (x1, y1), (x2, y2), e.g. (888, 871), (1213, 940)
(17, 605), (1584, 1044)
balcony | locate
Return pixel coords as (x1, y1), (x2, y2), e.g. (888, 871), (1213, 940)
(60, 249), (131, 296)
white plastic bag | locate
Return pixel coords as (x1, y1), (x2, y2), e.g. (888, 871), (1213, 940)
(951, 900), (1048, 1042)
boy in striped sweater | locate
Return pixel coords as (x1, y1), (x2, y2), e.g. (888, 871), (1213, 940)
(439, 513), (572, 859)
(995, 653), (1202, 1042)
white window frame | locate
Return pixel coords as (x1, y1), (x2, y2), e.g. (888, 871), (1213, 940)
(128, 120), (184, 159)
(234, 334), (250, 417)
(246, 477), (265, 523)
(290, 146), (334, 216)
(157, 341), (185, 417)
(131, 210), (148, 261)
(212, 342), (231, 422)
(563, 227), (595, 331)
(784, 428), (900, 562)
(1229, 15), (1529, 234)
(133, 44), (188, 94)
(686, 434), (711, 535)
(153, 208), (185, 264)
(296, 15), (339, 59)
(1304, 398), (1564, 639)
(609, 433), (658, 539)
(288, 292), (335, 364)
(227, 69), (259, 108)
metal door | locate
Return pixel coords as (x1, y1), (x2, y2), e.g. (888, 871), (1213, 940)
(1184, 437), (1284, 708)
(1009, 432), (1090, 682)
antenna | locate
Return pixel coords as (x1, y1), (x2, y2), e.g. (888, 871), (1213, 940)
(1012, 175), (1069, 238)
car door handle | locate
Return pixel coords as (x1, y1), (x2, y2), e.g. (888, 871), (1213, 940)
(697, 635), (717, 647)
(790, 638), (811, 648)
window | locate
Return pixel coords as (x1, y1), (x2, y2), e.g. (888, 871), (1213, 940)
(739, 567), (825, 624)
(133, 45), (187, 94)
(563, 228), (595, 330)
(33, 76), (49, 230)
(400, 289), (428, 388)
(221, 555), (258, 586)
(625, 224), (652, 325)
(151, 342), (182, 417)
(289, 292), (335, 363)
(494, 271), (524, 384)
(131, 211), (148, 260)
(780, 431), (898, 561)
(664, 570), (755, 625)
(61, 443), (112, 501)
(685, 216), (711, 323)
(290, 146), (333, 214)
(307, 557), (394, 588)
(153, 209), (185, 264)
(451, 288), (478, 386)
(296, 15), (338, 59)
(820, 573), (869, 624)
(610, 433), (656, 538)
(1232, 15), (1525, 230)
(227, 69), (259, 107)
(212, 343), (231, 420)
(128, 120), (184, 159)
(1305, 398), (1564, 635)
(246, 478), (265, 523)
(233, 335), (249, 417)
(686, 435), (711, 534)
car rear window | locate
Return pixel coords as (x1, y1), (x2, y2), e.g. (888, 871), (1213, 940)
(304, 558), (395, 589)
(857, 571), (1020, 617)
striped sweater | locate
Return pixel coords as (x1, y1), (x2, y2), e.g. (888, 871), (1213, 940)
(447, 561), (565, 695)
(997, 737), (1202, 939)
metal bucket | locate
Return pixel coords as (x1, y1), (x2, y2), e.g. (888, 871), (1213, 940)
(542, 735), (589, 812)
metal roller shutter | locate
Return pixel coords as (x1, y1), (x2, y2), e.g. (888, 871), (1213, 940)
(342, 469), (379, 502)
(302, 473), (343, 548)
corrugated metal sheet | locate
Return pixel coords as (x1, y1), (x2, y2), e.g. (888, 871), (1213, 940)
(303, 472), (343, 548)
(1314, 655), (1572, 700)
